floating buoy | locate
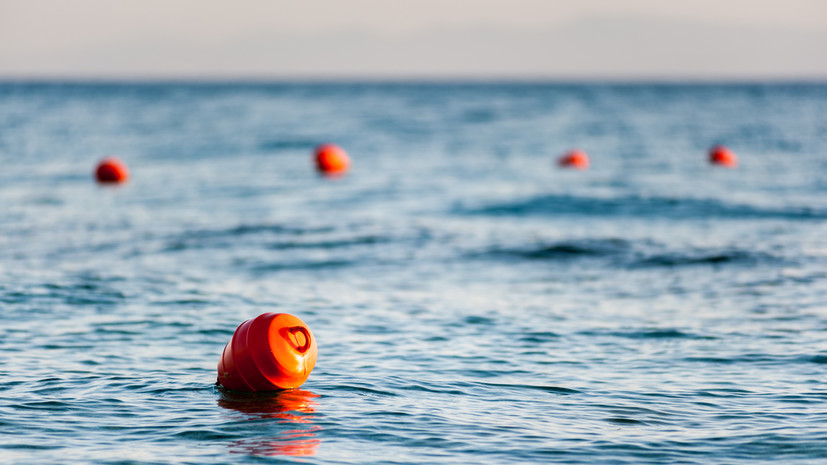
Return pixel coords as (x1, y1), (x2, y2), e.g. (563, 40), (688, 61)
(314, 143), (350, 175)
(709, 145), (738, 168)
(218, 313), (317, 392)
(95, 156), (130, 183)
(557, 149), (589, 170)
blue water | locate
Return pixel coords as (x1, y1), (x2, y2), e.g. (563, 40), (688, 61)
(1, 82), (827, 464)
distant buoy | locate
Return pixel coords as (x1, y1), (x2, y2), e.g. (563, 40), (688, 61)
(557, 149), (589, 170)
(95, 156), (130, 183)
(218, 313), (317, 392)
(314, 143), (350, 175)
(709, 145), (738, 168)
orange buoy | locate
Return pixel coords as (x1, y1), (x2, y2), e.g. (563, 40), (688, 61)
(314, 143), (350, 175)
(218, 313), (317, 392)
(95, 156), (130, 183)
(709, 145), (738, 168)
(557, 149), (590, 170)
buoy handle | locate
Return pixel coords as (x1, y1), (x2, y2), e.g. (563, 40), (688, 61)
(288, 326), (311, 353)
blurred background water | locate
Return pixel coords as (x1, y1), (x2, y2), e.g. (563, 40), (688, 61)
(1, 81), (827, 464)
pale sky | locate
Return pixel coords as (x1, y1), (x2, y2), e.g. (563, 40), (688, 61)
(1, 0), (826, 78)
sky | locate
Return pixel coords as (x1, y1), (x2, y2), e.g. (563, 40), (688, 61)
(1, 0), (826, 79)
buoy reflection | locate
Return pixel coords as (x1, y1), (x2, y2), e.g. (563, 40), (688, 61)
(219, 388), (321, 457)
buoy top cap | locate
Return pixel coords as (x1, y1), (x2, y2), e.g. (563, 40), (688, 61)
(709, 145), (738, 167)
(267, 313), (318, 381)
(558, 149), (590, 169)
(314, 143), (350, 174)
(95, 156), (130, 183)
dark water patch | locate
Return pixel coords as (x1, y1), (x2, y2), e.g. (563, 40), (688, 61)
(1, 444), (62, 450)
(476, 381), (581, 395)
(682, 356), (740, 364)
(694, 389), (754, 398)
(518, 331), (561, 343)
(635, 249), (781, 268)
(725, 434), (827, 460)
(605, 417), (646, 425)
(162, 223), (337, 252)
(40, 344), (96, 350)
(173, 429), (241, 441)
(150, 298), (212, 306)
(258, 138), (318, 151)
(461, 193), (827, 221)
(474, 238), (782, 272)
(579, 328), (710, 340)
(803, 355), (827, 364)
(481, 238), (631, 261)
(684, 354), (827, 366)
(266, 234), (391, 250)
(361, 410), (415, 417)
(16, 401), (74, 411)
(463, 315), (496, 325)
(248, 259), (357, 273)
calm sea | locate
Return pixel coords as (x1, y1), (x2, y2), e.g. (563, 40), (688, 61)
(1, 82), (827, 464)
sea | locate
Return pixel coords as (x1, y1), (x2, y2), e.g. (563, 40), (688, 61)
(1, 81), (826, 464)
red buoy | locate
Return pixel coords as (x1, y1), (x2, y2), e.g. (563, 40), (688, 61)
(218, 313), (318, 392)
(314, 143), (350, 175)
(95, 156), (130, 183)
(557, 149), (590, 170)
(709, 145), (738, 168)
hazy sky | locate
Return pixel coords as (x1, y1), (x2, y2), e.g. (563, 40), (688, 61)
(2, 0), (826, 78)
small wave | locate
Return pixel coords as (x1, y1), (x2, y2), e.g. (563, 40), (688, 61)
(482, 238), (631, 261)
(173, 429), (241, 441)
(461, 193), (827, 221)
(477, 381), (581, 395)
(258, 138), (319, 151)
(475, 238), (780, 270)
(579, 328), (712, 340)
(605, 417), (646, 425)
(634, 250), (778, 268)
(161, 223), (393, 255)
(163, 223), (335, 252)
(249, 259), (356, 273)
(266, 235), (391, 250)
(519, 331), (561, 343)
(335, 384), (398, 397)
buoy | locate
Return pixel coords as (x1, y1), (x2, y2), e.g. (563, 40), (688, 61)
(95, 156), (130, 183)
(218, 313), (317, 392)
(709, 145), (738, 168)
(557, 149), (589, 170)
(314, 143), (350, 175)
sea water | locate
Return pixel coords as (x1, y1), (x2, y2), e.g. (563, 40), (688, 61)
(1, 82), (827, 464)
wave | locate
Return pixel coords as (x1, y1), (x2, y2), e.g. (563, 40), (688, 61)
(460, 193), (827, 221)
(474, 238), (784, 269)
(483, 238), (632, 260)
(634, 250), (774, 267)
(258, 138), (319, 151)
(161, 222), (380, 253)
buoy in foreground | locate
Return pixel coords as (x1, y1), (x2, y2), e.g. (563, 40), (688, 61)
(95, 156), (130, 183)
(314, 143), (350, 175)
(218, 313), (317, 392)
(557, 149), (590, 170)
(709, 145), (738, 168)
